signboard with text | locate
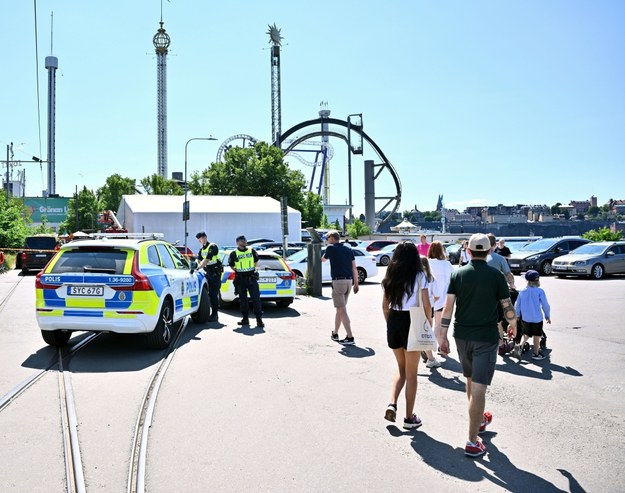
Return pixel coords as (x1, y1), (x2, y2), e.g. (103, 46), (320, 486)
(24, 197), (70, 223)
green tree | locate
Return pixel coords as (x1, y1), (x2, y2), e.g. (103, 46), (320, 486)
(320, 214), (330, 229)
(423, 210), (441, 221)
(587, 206), (600, 218)
(300, 192), (324, 229)
(0, 197), (31, 249)
(346, 218), (371, 238)
(189, 141), (306, 210)
(59, 187), (101, 234)
(582, 227), (623, 242)
(140, 173), (183, 195)
(31, 215), (55, 235)
(97, 174), (136, 212)
(550, 202), (562, 215)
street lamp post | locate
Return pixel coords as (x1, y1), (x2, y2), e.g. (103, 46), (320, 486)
(183, 136), (217, 252)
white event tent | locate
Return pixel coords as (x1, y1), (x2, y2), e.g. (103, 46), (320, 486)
(116, 195), (302, 248)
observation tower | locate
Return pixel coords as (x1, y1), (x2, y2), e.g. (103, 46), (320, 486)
(153, 17), (171, 178)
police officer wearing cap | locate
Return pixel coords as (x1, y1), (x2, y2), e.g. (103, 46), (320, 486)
(196, 232), (221, 322)
(228, 235), (264, 328)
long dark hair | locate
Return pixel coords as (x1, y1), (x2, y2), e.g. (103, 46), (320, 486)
(382, 241), (424, 308)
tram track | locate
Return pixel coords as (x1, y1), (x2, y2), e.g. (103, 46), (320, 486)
(127, 318), (189, 493)
(0, 272), (24, 314)
(1, 313), (190, 492)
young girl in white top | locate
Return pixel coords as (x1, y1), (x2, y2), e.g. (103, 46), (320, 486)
(427, 241), (455, 354)
(382, 241), (432, 430)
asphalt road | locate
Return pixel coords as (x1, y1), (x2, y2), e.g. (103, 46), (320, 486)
(0, 267), (624, 492)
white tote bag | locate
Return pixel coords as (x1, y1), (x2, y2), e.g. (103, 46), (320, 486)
(407, 277), (436, 352)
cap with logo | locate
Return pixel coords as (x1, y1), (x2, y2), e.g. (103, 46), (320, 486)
(468, 233), (490, 252)
(236, 235), (247, 242)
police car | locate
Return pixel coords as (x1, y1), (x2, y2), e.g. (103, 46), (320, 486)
(35, 235), (211, 349)
(219, 250), (296, 308)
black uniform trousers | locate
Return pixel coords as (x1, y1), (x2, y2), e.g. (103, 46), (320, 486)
(236, 272), (262, 320)
(205, 268), (221, 317)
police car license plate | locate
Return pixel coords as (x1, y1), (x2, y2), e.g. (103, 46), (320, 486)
(509, 263), (520, 268)
(260, 276), (277, 284)
(69, 286), (104, 296)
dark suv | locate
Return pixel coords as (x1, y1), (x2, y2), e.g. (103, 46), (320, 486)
(20, 235), (58, 274)
(507, 237), (590, 276)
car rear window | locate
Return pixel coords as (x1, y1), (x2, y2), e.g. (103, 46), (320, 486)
(258, 257), (287, 271)
(49, 248), (128, 274)
(25, 236), (57, 250)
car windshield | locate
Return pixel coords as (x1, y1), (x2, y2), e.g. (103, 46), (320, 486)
(286, 249), (308, 262)
(505, 242), (528, 253)
(518, 238), (559, 252)
(569, 244), (608, 255)
(446, 244), (461, 253)
(380, 244), (396, 252)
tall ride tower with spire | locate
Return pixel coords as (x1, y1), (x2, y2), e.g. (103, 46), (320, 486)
(45, 13), (58, 196)
(267, 24), (283, 145)
(153, 16), (170, 178)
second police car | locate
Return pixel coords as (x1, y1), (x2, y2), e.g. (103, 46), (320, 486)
(35, 236), (211, 349)
(219, 250), (296, 308)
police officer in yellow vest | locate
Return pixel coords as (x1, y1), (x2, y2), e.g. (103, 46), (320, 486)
(196, 232), (221, 322)
(228, 235), (264, 328)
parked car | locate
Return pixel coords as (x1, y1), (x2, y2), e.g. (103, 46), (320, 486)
(265, 246), (305, 258)
(219, 250), (296, 307)
(35, 237), (210, 348)
(445, 243), (462, 265)
(286, 247), (378, 284)
(174, 245), (195, 259)
(359, 240), (398, 252)
(372, 243), (398, 266)
(253, 241), (307, 250)
(20, 235), (58, 274)
(507, 237), (591, 275)
(552, 241), (625, 279)
(245, 238), (276, 245)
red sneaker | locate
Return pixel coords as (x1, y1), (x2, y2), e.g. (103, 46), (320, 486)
(478, 412), (493, 434)
(465, 436), (487, 457)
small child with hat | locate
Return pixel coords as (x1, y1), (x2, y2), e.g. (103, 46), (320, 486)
(514, 270), (551, 360)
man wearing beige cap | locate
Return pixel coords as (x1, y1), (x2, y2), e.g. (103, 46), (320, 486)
(436, 233), (517, 458)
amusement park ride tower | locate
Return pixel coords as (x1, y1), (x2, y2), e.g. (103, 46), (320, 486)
(45, 16), (58, 196)
(268, 24), (283, 145)
(153, 13), (171, 178)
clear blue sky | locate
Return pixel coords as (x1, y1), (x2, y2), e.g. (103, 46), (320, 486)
(3, 1), (624, 216)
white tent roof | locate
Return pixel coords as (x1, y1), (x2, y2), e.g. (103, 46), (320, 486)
(391, 219), (418, 231)
(120, 194), (296, 213)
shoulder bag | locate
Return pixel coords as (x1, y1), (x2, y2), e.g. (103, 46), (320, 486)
(407, 275), (436, 352)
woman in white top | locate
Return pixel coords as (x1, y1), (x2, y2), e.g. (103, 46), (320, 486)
(427, 241), (455, 339)
(420, 257), (442, 368)
(382, 241), (432, 430)
(459, 240), (471, 266)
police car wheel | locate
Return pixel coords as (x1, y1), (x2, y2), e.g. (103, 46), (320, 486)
(276, 298), (293, 308)
(192, 286), (211, 323)
(41, 329), (71, 347)
(147, 300), (174, 349)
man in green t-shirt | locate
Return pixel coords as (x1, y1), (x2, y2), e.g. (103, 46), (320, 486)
(436, 233), (517, 458)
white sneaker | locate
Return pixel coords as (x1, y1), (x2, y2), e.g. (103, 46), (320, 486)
(426, 358), (441, 368)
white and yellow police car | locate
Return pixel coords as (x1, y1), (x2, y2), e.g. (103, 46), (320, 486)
(35, 236), (210, 349)
(219, 250), (296, 308)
